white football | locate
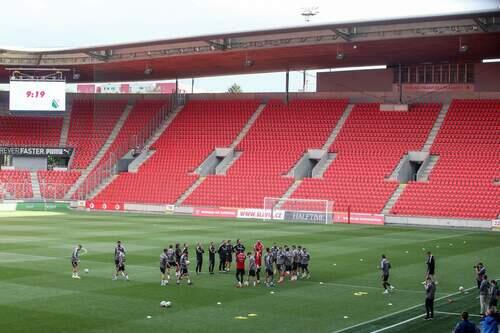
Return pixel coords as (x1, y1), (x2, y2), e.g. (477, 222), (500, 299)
(84, 268), (89, 273)
(186, 260), (190, 265)
(459, 286), (464, 293)
(160, 301), (167, 307)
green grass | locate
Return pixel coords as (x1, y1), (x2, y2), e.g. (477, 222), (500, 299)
(0, 211), (498, 333)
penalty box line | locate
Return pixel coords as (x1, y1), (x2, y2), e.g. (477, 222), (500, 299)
(331, 284), (478, 333)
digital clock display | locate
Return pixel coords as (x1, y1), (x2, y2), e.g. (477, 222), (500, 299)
(9, 80), (66, 111)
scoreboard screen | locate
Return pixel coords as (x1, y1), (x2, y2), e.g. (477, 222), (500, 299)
(9, 80), (66, 111)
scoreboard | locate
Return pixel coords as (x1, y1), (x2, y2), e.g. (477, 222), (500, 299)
(9, 79), (66, 111)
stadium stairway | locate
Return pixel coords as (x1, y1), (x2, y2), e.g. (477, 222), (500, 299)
(381, 104), (449, 212)
(382, 183), (406, 214)
(422, 104), (450, 152)
(89, 104), (183, 199)
(229, 103), (266, 148)
(127, 105), (183, 173)
(277, 103), (352, 204)
(64, 103), (133, 200)
(59, 104), (72, 147)
(30, 171), (42, 200)
(174, 103), (266, 206)
(322, 104), (354, 150)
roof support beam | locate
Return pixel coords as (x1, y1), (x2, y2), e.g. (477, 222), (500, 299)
(473, 18), (489, 32)
(84, 50), (112, 62)
(332, 28), (352, 41)
(36, 54), (43, 65)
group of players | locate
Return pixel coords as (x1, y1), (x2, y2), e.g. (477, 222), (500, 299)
(161, 239), (312, 288)
(70, 239), (311, 289)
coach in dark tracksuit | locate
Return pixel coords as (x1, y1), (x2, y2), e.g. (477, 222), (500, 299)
(426, 251), (436, 281)
(218, 241), (227, 272)
(195, 243), (204, 275)
(424, 277), (436, 320)
(208, 242), (216, 274)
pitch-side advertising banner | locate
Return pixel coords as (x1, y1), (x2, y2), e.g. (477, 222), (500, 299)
(192, 207), (238, 218)
(492, 220), (500, 231)
(237, 208), (285, 220)
(86, 201), (124, 211)
(334, 212), (385, 225)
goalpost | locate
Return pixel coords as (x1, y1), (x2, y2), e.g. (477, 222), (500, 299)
(263, 197), (334, 224)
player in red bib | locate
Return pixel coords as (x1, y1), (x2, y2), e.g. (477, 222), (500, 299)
(254, 240), (263, 254)
(235, 251), (246, 287)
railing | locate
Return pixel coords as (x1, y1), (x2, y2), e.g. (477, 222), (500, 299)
(72, 97), (176, 200)
(0, 182), (72, 201)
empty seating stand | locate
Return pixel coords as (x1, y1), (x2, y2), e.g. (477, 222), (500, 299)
(0, 170), (33, 199)
(392, 100), (499, 220)
(184, 99), (348, 208)
(94, 100), (259, 204)
(291, 103), (441, 214)
(0, 115), (62, 146)
(37, 170), (81, 199)
(67, 100), (126, 169)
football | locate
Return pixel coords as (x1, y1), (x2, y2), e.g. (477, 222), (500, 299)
(459, 286), (464, 293)
(186, 260), (190, 265)
(84, 268), (89, 273)
(160, 301), (167, 307)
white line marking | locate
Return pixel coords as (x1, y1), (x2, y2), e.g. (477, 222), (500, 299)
(331, 284), (477, 333)
(370, 314), (425, 333)
(434, 311), (481, 318)
(310, 281), (435, 295)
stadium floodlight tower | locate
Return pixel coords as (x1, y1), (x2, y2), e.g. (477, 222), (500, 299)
(301, 7), (319, 23)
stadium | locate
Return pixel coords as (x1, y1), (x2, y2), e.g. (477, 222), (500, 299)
(0, 2), (499, 333)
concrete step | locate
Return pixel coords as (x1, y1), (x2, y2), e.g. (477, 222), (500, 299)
(59, 105), (72, 147)
(30, 171), (41, 199)
(175, 177), (206, 206)
(387, 154), (408, 180)
(128, 105), (183, 173)
(230, 103), (266, 149)
(422, 104), (449, 152)
(274, 180), (302, 210)
(417, 155), (439, 181)
(217, 151), (242, 175)
(322, 104), (354, 150)
(88, 175), (118, 199)
(312, 153), (337, 178)
(382, 183), (406, 214)
(65, 103), (134, 200)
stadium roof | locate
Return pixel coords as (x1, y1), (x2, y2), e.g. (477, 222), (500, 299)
(1, 9), (499, 83)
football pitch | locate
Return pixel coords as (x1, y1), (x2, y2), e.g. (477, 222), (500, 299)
(0, 211), (498, 333)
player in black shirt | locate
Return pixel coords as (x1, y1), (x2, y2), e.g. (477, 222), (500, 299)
(174, 243), (182, 277)
(425, 251), (436, 283)
(234, 239), (245, 254)
(208, 242), (216, 274)
(218, 240), (227, 272)
(225, 240), (233, 272)
(195, 243), (204, 275)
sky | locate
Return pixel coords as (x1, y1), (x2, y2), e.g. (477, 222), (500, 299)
(1, 0), (498, 92)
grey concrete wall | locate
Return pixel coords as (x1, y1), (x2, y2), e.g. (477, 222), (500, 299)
(12, 156), (46, 171)
(317, 69), (393, 92)
(385, 215), (492, 229)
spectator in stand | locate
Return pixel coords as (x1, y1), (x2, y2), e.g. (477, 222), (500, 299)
(480, 307), (499, 333)
(480, 275), (491, 316)
(452, 311), (479, 333)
